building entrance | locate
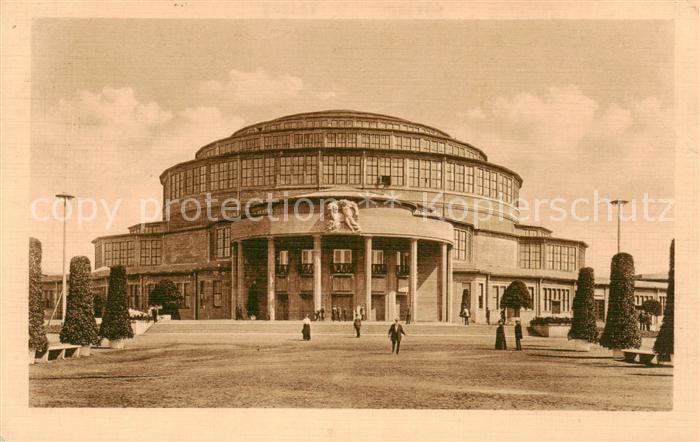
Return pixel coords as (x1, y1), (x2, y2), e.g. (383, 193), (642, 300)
(371, 294), (386, 321)
(298, 293), (314, 320)
(275, 293), (289, 320)
(331, 293), (353, 320)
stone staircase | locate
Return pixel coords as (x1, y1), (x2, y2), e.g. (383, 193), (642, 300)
(147, 320), (496, 336)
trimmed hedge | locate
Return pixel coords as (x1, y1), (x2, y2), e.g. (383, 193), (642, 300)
(28, 238), (48, 352)
(599, 253), (641, 350)
(59, 256), (99, 346)
(641, 299), (662, 317)
(148, 279), (183, 320)
(654, 239), (674, 357)
(530, 316), (572, 326)
(99, 266), (134, 341)
(500, 280), (533, 311)
(568, 267), (598, 342)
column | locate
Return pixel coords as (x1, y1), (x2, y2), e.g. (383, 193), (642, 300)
(313, 234), (322, 313)
(364, 236), (372, 319)
(446, 245), (453, 323)
(441, 243), (448, 322)
(230, 241), (239, 319)
(409, 239), (418, 322)
(237, 241), (245, 318)
(267, 237), (275, 321)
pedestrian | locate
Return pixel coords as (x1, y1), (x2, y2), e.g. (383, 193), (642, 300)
(388, 318), (406, 354)
(485, 308), (491, 325)
(331, 307), (336, 321)
(462, 306), (470, 325)
(405, 311), (411, 325)
(151, 306), (158, 323)
(495, 320), (507, 350)
(514, 320), (523, 351)
(301, 315), (311, 341)
(320, 306), (325, 321)
(342, 308), (347, 322)
(353, 314), (362, 338)
(360, 305), (366, 321)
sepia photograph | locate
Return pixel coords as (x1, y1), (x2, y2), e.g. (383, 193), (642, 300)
(1, 2), (698, 441)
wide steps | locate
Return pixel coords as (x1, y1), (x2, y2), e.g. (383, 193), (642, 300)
(147, 320), (496, 336)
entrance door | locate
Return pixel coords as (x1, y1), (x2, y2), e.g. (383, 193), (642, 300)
(298, 293), (314, 320)
(372, 294), (386, 321)
(197, 280), (212, 320)
(276, 293), (289, 320)
(331, 294), (353, 320)
(396, 295), (408, 321)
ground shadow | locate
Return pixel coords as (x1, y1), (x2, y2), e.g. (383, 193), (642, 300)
(530, 353), (611, 360)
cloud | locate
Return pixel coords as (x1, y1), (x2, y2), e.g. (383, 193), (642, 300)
(197, 69), (303, 105)
(31, 87), (246, 271)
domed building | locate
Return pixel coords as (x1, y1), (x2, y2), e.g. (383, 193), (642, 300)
(89, 110), (591, 322)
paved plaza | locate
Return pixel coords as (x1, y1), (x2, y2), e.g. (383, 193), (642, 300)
(29, 322), (672, 409)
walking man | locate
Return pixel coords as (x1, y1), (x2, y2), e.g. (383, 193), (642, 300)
(514, 320), (523, 351)
(353, 314), (362, 338)
(388, 318), (406, 354)
(485, 308), (491, 325)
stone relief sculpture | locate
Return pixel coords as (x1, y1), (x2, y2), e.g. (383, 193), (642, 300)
(326, 199), (361, 232)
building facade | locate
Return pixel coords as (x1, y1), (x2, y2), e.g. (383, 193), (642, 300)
(42, 110), (666, 323)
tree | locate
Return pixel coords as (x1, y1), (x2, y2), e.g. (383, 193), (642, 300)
(654, 239), (674, 358)
(59, 256), (99, 346)
(148, 279), (183, 320)
(99, 266), (134, 341)
(568, 267), (598, 342)
(29, 237), (48, 353)
(641, 299), (662, 317)
(599, 253), (641, 350)
(500, 280), (533, 314)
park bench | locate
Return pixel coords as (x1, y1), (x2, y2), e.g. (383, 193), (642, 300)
(622, 349), (657, 365)
(35, 344), (81, 363)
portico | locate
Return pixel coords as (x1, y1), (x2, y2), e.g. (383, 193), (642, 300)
(228, 191), (454, 322)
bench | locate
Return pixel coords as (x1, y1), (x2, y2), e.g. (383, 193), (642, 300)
(35, 344), (81, 363)
(622, 349), (657, 365)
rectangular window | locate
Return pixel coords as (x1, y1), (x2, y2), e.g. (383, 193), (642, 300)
(279, 154), (317, 186)
(183, 282), (192, 309)
(140, 239), (162, 266)
(518, 243), (542, 269)
(478, 283), (484, 309)
(551, 300), (561, 314)
(215, 226), (231, 259)
(372, 250), (384, 265)
(333, 249), (352, 263)
(301, 249), (314, 265)
(104, 240), (135, 267)
(213, 281), (222, 307)
(321, 155), (361, 185)
(454, 228), (471, 261)
(366, 156), (404, 186)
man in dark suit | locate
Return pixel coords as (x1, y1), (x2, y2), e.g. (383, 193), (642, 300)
(514, 320), (523, 351)
(388, 318), (406, 354)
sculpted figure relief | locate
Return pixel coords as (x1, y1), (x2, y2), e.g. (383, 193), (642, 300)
(325, 199), (361, 232)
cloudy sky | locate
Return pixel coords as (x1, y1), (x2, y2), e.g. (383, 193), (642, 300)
(30, 19), (675, 276)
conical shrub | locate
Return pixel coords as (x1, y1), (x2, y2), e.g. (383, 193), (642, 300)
(29, 237), (48, 352)
(99, 266), (134, 341)
(59, 256), (99, 346)
(599, 253), (641, 350)
(568, 267), (598, 342)
(654, 239), (674, 357)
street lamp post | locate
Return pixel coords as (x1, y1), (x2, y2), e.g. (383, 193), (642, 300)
(610, 199), (628, 254)
(56, 193), (74, 322)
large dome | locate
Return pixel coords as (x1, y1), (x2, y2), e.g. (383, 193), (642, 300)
(193, 109), (488, 162)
